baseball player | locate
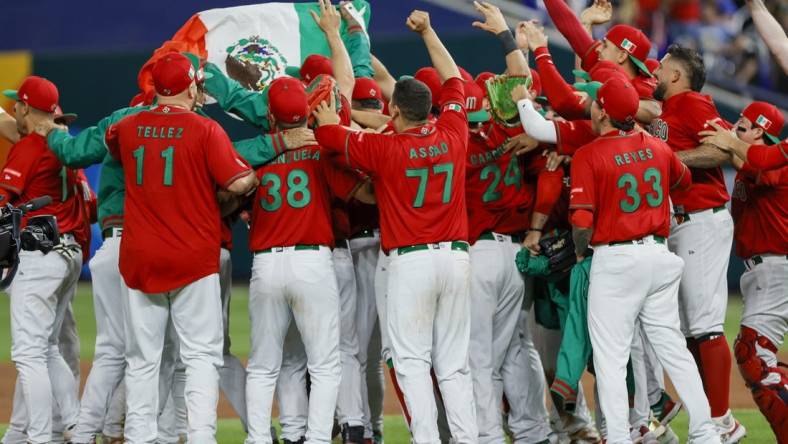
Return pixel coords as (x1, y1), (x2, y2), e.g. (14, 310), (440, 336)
(568, 75), (720, 444)
(650, 44), (745, 442)
(723, 101), (787, 442)
(701, 120), (788, 171)
(105, 53), (257, 444)
(0, 76), (84, 444)
(243, 75), (373, 444)
(314, 10), (478, 443)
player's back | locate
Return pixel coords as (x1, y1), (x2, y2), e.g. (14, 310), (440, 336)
(108, 105), (236, 292)
(573, 131), (684, 244)
(249, 146), (360, 252)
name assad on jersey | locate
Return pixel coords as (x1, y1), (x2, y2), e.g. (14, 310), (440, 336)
(106, 104), (252, 293)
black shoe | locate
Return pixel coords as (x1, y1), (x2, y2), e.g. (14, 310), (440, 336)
(281, 438), (305, 444)
(341, 424), (365, 444)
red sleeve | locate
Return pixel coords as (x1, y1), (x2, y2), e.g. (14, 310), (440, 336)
(323, 158), (363, 202)
(436, 77), (468, 143)
(534, 47), (587, 121)
(315, 125), (389, 173)
(668, 149), (691, 191)
(204, 121), (253, 189)
(339, 96), (352, 126)
(0, 138), (39, 198)
(746, 142), (788, 170)
(570, 208), (594, 228)
(555, 120), (595, 156)
(105, 124), (121, 161)
(569, 148), (595, 211)
(77, 169), (98, 224)
(543, 0), (597, 63)
(534, 168), (564, 215)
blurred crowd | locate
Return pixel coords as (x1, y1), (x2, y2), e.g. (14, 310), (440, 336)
(520, 0), (788, 94)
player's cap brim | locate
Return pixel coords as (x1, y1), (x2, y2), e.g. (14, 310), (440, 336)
(573, 81), (603, 101)
(467, 109), (490, 123)
(2, 90), (19, 101)
(284, 66), (302, 79)
(572, 69), (591, 82)
(629, 55), (652, 77)
(54, 112), (78, 125)
(398, 75), (414, 81)
(765, 132), (781, 145)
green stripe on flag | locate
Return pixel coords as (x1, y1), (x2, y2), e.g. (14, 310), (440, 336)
(296, 0), (372, 65)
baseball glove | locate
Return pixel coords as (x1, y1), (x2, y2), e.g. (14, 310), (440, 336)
(484, 74), (532, 127)
(306, 74), (343, 127)
(539, 230), (577, 281)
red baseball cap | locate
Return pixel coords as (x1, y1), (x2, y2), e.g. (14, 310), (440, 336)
(268, 76), (309, 124)
(352, 77), (383, 102)
(475, 71), (495, 93)
(605, 24), (652, 77)
(465, 81), (490, 123)
(742, 101), (785, 144)
(3, 75), (59, 113)
(152, 53), (196, 97)
(588, 76), (639, 123)
(300, 54), (333, 83)
(414, 67), (442, 108)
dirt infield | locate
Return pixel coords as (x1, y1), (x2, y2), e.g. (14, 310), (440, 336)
(0, 354), (782, 420)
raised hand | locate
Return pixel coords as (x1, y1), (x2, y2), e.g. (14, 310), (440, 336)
(310, 0), (341, 36)
(472, 1), (509, 35)
(580, 0), (613, 27)
(406, 10), (432, 35)
(515, 22), (530, 49)
(520, 20), (548, 51)
(312, 90), (341, 126)
(510, 83), (533, 103)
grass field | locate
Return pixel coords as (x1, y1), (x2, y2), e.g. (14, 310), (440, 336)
(0, 284), (782, 442)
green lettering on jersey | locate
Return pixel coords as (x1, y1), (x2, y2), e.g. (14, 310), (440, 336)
(409, 148), (418, 159)
(614, 155), (624, 166)
(176, 127), (184, 139)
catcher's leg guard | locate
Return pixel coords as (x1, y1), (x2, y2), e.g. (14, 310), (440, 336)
(735, 326), (788, 442)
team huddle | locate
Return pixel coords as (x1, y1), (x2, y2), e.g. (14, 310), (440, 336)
(1, 0), (786, 444)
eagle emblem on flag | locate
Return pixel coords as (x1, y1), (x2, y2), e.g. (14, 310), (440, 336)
(225, 36), (288, 91)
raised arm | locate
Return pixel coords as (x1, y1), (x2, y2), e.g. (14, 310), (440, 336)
(472, 1), (530, 77)
(749, 0), (788, 74)
(311, 0), (355, 101)
(406, 10), (461, 82)
(371, 55), (396, 100)
(512, 86), (558, 144)
(340, 1), (374, 79)
(543, 0), (597, 61)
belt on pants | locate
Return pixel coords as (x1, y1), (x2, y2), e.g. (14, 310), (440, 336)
(394, 241), (469, 256)
(744, 254), (788, 270)
(608, 235), (666, 247)
(334, 239), (349, 249)
(101, 226), (124, 239)
(673, 205), (726, 224)
(350, 228), (379, 239)
(255, 244), (322, 254)
(477, 231), (523, 244)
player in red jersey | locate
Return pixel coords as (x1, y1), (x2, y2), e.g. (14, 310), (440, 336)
(568, 76), (720, 444)
(314, 10), (478, 443)
(0, 76), (84, 444)
(700, 119), (788, 171)
(724, 102), (788, 442)
(105, 54), (256, 444)
(650, 44), (746, 441)
(243, 76), (372, 444)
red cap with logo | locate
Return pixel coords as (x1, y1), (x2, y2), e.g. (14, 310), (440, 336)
(605, 24), (652, 76)
(352, 77), (383, 102)
(268, 76), (309, 124)
(595, 77), (639, 123)
(414, 67), (442, 108)
(3, 76), (59, 113)
(475, 71), (495, 93)
(465, 81), (490, 123)
(742, 101), (785, 144)
(152, 53), (196, 97)
(301, 54), (333, 83)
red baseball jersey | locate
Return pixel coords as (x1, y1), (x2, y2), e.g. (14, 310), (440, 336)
(466, 130), (504, 243)
(0, 133), (86, 245)
(248, 146), (362, 251)
(746, 141), (788, 170)
(581, 49), (657, 99)
(648, 91), (730, 212)
(731, 164), (788, 257)
(555, 119), (596, 156)
(570, 130), (691, 244)
(106, 104), (253, 293)
(314, 77), (468, 252)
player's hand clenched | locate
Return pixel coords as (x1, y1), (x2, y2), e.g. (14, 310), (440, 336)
(472, 1), (509, 35)
(310, 0), (342, 36)
(406, 10), (432, 35)
(523, 230), (542, 255)
(510, 84), (533, 103)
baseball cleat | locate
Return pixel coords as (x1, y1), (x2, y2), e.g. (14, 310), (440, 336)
(651, 391), (682, 426)
(630, 425), (659, 444)
(715, 412), (746, 444)
(568, 426), (602, 443)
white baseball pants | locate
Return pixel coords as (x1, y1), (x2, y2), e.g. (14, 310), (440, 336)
(276, 322), (309, 442)
(469, 235), (524, 443)
(386, 244), (477, 444)
(246, 247), (341, 444)
(9, 244), (82, 444)
(334, 244), (365, 428)
(588, 240), (720, 444)
(740, 254), (788, 348)
(123, 273), (223, 444)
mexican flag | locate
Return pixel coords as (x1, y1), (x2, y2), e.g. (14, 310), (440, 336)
(135, 1), (371, 100)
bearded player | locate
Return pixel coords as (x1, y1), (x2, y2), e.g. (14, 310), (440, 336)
(650, 44), (745, 442)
